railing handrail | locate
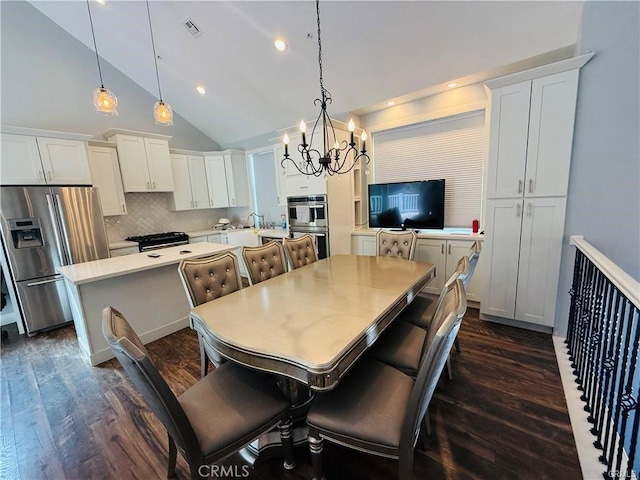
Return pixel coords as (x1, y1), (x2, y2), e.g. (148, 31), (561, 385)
(570, 235), (640, 310)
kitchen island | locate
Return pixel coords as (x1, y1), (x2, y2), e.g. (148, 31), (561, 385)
(58, 242), (235, 366)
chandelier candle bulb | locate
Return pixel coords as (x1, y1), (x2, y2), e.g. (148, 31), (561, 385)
(361, 131), (367, 151)
(283, 133), (289, 157)
(299, 120), (307, 146)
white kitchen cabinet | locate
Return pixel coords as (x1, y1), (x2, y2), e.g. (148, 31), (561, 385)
(279, 133), (327, 197)
(204, 154), (230, 208)
(224, 151), (250, 207)
(110, 134), (174, 192)
(350, 234), (376, 256)
(208, 233), (226, 244)
(189, 235), (208, 243)
(36, 137), (91, 185)
(0, 134), (91, 185)
(486, 70), (579, 199)
(169, 155), (210, 211)
(0, 133), (45, 184)
(87, 145), (127, 216)
(482, 198), (566, 326)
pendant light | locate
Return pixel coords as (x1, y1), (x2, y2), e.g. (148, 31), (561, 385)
(281, 0), (369, 176)
(87, 0), (118, 115)
(146, 0), (173, 126)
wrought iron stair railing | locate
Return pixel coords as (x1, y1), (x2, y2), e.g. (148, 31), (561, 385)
(567, 236), (639, 479)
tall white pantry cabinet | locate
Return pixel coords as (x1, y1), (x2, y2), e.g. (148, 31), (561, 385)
(480, 55), (592, 328)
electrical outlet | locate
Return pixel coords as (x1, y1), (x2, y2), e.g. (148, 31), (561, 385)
(119, 228), (126, 237)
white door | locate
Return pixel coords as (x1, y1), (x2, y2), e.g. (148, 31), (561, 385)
(188, 155), (210, 209)
(169, 154), (193, 210)
(144, 138), (174, 192)
(480, 199), (524, 319)
(87, 146), (126, 216)
(524, 70), (579, 198)
(272, 143), (287, 206)
(515, 197), (567, 326)
(114, 135), (150, 192)
(414, 238), (446, 295)
(36, 137), (91, 185)
(485, 81), (531, 199)
(205, 155), (230, 208)
(0, 134), (44, 184)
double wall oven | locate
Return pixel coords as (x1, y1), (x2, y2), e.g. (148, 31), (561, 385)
(287, 195), (329, 259)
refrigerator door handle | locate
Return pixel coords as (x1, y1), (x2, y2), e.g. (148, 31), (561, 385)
(54, 194), (74, 265)
(46, 194), (69, 266)
(27, 276), (64, 287)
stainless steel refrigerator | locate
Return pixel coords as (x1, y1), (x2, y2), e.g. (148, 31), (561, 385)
(0, 186), (109, 334)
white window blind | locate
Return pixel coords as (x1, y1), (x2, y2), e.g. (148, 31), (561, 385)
(373, 111), (485, 228)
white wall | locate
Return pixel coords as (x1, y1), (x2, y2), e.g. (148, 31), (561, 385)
(554, 1), (640, 336)
(0, 1), (219, 151)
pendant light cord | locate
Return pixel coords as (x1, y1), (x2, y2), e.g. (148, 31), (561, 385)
(146, 0), (163, 102)
(86, 0), (105, 88)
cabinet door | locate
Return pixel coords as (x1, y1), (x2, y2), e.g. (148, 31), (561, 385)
(0, 134), (44, 184)
(144, 138), (174, 192)
(445, 239), (484, 302)
(87, 146), (126, 216)
(480, 199), (523, 319)
(188, 156), (210, 209)
(524, 70), (579, 198)
(204, 155), (230, 208)
(110, 246), (139, 257)
(351, 234), (376, 256)
(415, 238), (446, 295)
(207, 234), (223, 244)
(114, 135), (151, 192)
(189, 236), (208, 244)
(515, 197), (567, 326)
(36, 138), (91, 185)
(485, 81), (531, 199)
(168, 154), (193, 211)
(224, 152), (250, 207)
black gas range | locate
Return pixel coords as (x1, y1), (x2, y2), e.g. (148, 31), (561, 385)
(126, 232), (190, 252)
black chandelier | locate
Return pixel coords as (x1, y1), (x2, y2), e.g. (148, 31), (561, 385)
(281, 0), (370, 177)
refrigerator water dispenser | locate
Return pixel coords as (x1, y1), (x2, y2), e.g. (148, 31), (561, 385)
(8, 218), (44, 248)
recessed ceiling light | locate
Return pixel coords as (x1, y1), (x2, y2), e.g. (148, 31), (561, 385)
(196, 85), (207, 95)
(387, 101), (396, 107)
(95, 0), (106, 4)
(274, 38), (288, 52)
(447, 81), (459, 89)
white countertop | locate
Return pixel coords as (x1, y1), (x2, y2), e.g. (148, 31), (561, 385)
(352, 227), (484, 241)
(58, 242), (235, 285)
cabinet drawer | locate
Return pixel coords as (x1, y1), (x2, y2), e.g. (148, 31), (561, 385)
(110, 246), (139, 257)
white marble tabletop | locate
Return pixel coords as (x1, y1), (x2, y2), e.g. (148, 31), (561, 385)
(57, 242), (235, 285)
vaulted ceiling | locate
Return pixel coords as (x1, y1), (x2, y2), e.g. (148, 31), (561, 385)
(29, 1), (584, 146)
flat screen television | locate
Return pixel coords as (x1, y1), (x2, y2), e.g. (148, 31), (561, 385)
(368, 180), (445, 230)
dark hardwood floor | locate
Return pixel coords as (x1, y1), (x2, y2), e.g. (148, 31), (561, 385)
(0, 309), (582, 479)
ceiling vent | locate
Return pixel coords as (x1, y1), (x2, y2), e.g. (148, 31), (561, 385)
(183, 18), (203, 38)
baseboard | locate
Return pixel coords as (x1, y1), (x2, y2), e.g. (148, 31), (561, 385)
(479, 312), (552, 334)
(553, 335), (612, 480)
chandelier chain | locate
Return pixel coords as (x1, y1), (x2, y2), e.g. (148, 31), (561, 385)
(86, 0), (104, 88)
(316, 0), (326, 98)
(146, 0), (163, 102)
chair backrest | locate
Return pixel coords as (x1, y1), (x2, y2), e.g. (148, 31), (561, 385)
(283, 234), (317, 270)
(399, 278), (467, 470)
(178, 252), (242, 308)
(422, 276), (467, 358)
(242, 241), (288, 285)
(375, 229), (417, 260)
(102, 307), (201, 463)
(453, 255), (470, 287)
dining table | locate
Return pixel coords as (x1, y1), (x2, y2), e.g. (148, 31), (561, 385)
(188, 253), (435, 464)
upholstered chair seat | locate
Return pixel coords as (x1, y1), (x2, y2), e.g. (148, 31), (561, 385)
(102, 307), (295, 479)
(283, 234), (318, 270)
(178, 253), (243, 377)
(242, 241), (287, 285)
(376, 230), (418, 260)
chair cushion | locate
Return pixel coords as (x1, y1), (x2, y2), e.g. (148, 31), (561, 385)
(307, 357), (413, 454)
(401, 294), (437, 329)
(178, 362), (289, 457)
(368, 321), (426, 375)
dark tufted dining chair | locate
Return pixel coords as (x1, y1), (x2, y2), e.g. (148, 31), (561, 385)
(283, 234), (318, 270)
(102, 307), (295, 480)
(241, 241), (288, 285)
(376, 229), (418, 260)
(178, 252), (243, 377)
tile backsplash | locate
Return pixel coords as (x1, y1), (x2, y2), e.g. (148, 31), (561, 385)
(104, 193), (249, 241)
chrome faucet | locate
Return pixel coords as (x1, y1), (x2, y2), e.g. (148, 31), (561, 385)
(247, 213), (265, 229)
